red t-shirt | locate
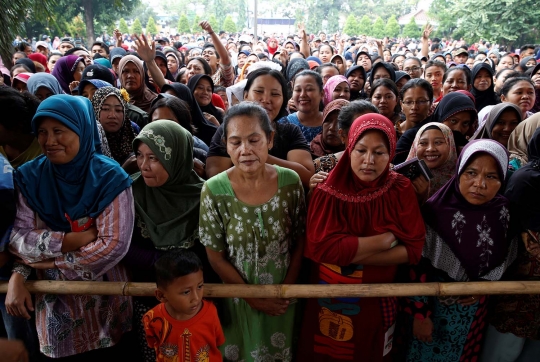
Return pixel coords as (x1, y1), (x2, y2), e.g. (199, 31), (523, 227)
(143, 300), (225, 361)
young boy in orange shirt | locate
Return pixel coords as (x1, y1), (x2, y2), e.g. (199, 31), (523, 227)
(143, 250), (225, 361)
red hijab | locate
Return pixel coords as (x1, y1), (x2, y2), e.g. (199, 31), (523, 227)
(306, 114), (425, 269)
(29, 53), (50, 73)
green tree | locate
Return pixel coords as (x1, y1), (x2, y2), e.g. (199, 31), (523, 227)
(403, 16), (420, 38)
(372, 16), (385, 38)
(208, 15), (218, 31)
(177, 14), (191, 34)
(128, 2), (158, 27)
(192, 15), (201, 30)
(131, 17), (143, 35)
(119, 18), (129, 34)
(357, 15), (372, 36)
(343, 14), (358, 36)
(146, 16), (158, 36)
(222, 15), (237, 33)
(451, 0), (540, 45)
(0, 0), (55, 68)
(384, 15), (400, 38)
(237, 0), (247, 31)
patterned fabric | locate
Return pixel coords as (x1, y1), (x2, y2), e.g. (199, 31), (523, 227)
(144, 301), (225, 361)
(423, 140), (513, 279)
(313, 153), (340, 173)
(91, 86), (136, 164)
(9, 189), (134, 358)
(199, 166), (306, 362)
(405, 122), (457, 197)
(14, 95), (132, 232)
(212, 62), (235, 88)
(283, 113), (322, 144)
(404, 258), (490, 362)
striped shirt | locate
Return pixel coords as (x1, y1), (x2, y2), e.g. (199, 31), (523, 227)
(9, 188), (135, 358)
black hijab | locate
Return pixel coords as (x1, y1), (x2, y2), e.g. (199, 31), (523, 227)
(187, 74), (223, 124)
(345, 65), (367, 100)
(368, 61), (396, 86)
(471, 63), (498, 112)
(15, 58), (36, 73)
(161, 82), (218, 146)
(505, 127), (540, 231)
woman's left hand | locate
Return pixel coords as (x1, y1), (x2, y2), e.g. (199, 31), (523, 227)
(411, 175), (430, 203)
(133, 33), (155, 64)
(458, 295), (481, 306)
(203, 112), (220, 126)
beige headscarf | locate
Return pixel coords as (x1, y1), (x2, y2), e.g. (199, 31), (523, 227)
(118, 55), (157, 113)
(508, 112), (540, 165)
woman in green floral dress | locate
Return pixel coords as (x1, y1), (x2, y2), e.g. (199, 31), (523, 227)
(199, 102), (306, 361)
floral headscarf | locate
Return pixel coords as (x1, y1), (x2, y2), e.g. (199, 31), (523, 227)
(91, 86), (136, 164)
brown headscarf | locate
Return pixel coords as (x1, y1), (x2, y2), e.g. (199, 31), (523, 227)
(118, 55), (157, 113)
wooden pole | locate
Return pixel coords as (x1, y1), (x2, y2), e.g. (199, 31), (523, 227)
(1, 281), (540, 298)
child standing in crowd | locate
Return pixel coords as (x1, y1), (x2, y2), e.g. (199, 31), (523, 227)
(143, 250), (225, 361)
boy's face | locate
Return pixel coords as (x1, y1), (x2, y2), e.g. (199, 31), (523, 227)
(156, 270), (204, 320)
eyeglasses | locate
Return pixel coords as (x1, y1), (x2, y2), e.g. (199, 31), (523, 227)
(402, 100), (430, 106)
(403, 66), (421, 73)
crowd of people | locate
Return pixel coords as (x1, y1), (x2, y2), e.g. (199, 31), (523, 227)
(1, 19), (540, 362)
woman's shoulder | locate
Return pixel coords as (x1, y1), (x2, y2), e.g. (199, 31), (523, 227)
(203, 171), (233, 197)
(274, 165), (301, 188)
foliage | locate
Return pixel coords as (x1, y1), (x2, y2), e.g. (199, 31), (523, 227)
(402, 16), (420, 38)
(192, 15), (201, 31)
(343, 15), (358, 36)
(146, 16), (158, 36)
(357, 15), (372, 36)
(223, 15), (237, 33)
(119, 18), (129, 34)
(372, 16), (385, 38)
(236, 0), (248, 31)
(68, 16), (86, 37)
(128, 2), (158, 27)
(177, 14), (191, 34)
(427, 0), (456, 38)
(131, 18), (143, 35)
(208, 15), (219, 31)
(451, 0), (540, 45)
(384, 15), (400, 38)
(0, 0), (55, 68)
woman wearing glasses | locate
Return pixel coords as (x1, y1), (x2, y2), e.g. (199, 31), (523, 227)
(402, 57), (423, 79)
(393, 79), (434, 164)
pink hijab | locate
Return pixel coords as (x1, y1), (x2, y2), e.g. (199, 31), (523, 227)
(323, 75), (350, 106)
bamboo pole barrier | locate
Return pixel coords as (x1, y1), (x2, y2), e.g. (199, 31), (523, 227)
(1, 281), (540, 298)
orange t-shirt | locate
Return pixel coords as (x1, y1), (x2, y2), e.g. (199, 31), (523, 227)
(143, 300), (225, 362)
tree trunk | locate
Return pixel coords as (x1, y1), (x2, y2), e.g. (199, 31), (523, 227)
(83, 0), (95, 46)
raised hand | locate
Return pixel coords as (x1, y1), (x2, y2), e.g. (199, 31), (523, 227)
(133, 33), (156, 63)
(199, 21), (214, 34)
(422, 23), (433, 40)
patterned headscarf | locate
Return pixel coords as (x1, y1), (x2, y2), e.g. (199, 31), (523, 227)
(406, 122), (457, 197)
(423, 139), (512, 279)
(91, 86), (136, 164)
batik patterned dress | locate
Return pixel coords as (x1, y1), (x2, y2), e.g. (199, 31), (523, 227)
(199, 166), (305, 362)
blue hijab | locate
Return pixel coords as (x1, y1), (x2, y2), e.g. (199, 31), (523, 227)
(14, 95), (132, 232)
(26, 73), (65, 96)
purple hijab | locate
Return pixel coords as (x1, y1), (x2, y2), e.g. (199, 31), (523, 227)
(52, 55), (84, 94)
(423, 139), (511, 279)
